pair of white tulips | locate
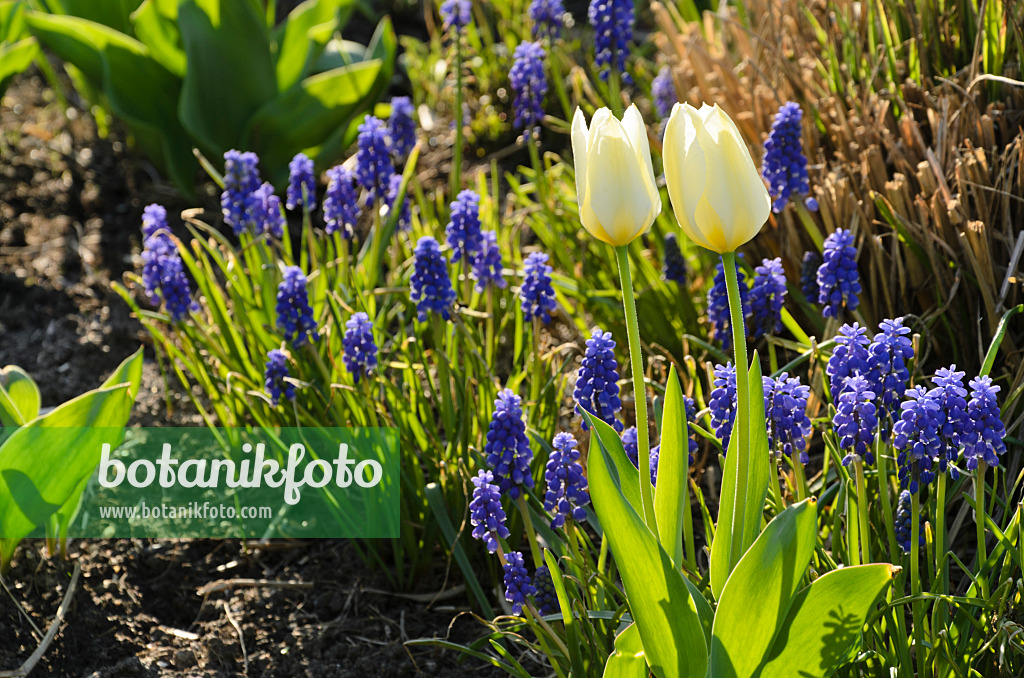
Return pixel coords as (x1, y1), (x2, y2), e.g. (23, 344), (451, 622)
(571, 102), (770, 253)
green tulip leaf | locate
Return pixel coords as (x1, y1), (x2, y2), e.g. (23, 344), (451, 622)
(709, 353), (771, 598)
(603, 623), (648, 678)
(654, 364), (688, 567)
(582, 409), (641, 515)
(587, 415), (708, 678)
(0, 365), (40, 426)
(757, 564), (898, 678)
(131, 0), (185, 76)
(271, 0), (355, 92)
(710, 498), (817, 678)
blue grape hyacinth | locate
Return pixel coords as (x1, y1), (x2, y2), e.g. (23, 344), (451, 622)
(764, 373), (812, 463)
(544, 432), (590, 528)
(484, 390), (535, 499)
(410, 236), (457, 321)
(800, 251), (822, 302)
(440, 0), (471, 31)
(834, 375), (878, 466)
(707, 258), (748, 350)
(252, 182), (285, 238)
(521, 252), (557, 323)
(826, 323), (871, 396)
(342, 312), (378, 384)
(709, 362), (737, 452)
(932, 366), (969, 478)
(471, 231), (506, 291)
(652, 66), (676, 120)
(142, 203), (168, 239)
(574, 329), (623, 431)
(276, 266), (320, 347)
(762, 102), (817, 212)
(141, 231), (199, 323)
(529, 0), (564, 37)
(264, 349), (295, 406)
(532, 565), (558, 616)
(588, 0), (634, 83)
(964, 376), (1006, 469)
(445, 190), (483, 263)
(470, 470), (510, 553)
(894, 489), (924, 554)
(621, 427), (659, 486)
(868, 318), (915, 423)
(286, 153), (316, 211)
(662, 232), (687, 286)
(818, 228), (861, 318)
(749, 257), (787, 339)
(323, 166), (360, 238)
(893, 386), (943, 493)
(387, 96), (417, 159)
(355, 116), (395, 204)
(503, 551), (536, 615)
(221, 150), (261, 234)
(509, 41), (548, 131)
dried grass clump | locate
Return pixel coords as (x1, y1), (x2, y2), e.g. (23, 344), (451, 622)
(652, 0), (1024, 392)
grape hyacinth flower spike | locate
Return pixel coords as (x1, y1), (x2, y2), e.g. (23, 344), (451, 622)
(544, 432), (590, 529)
(141, 209), (199, 323)
(484, 390), (535, 499)
(275, 266), (320, 347)
(868, 317), (914, 424)
(502, 551), (535, 615)
(323, 166), (360, 238)
(439, 0), (471, 31)
(286, 153), (316, 211)
(588, 0), (634, 83)
(410, 236), (457, 321)
(932, 365), (970, 478)
(574, 329), (623, 431)
(251, 182), (285, 238)
(800, 251), (822, 302)
(621, 427), (659, 486)
(894, 489), (924, 554)
(342, 312), (378, 384)
(470, 470), (510, 553)
(893, 386), (943, 493)
(964, 376), (1006, 469)
(826, 323), (870, 396)
(471, 231), (506, 291)
(748, 257), (787, 339)
(762, 102), (817, 212)
(817, 228), (861, 318)
(445, 190), (482, 264)
(532, 565), (558, 616)
(355, 116), (395, 204)
(833, 375), (878, 466)
(529, 0), (565, 38)
(520, 252), (557, 323)
(386, 96), (417, 160)
(763, 373), (812, 464)
(708, 362), (738, 452)
(509, 41), (548, 133)
(651, 66), (676, 120)
(662, 232), (687, 286)
(221, 150), (261, 234)
(264, 349), (295, 406)
(142, 204), (168, 239)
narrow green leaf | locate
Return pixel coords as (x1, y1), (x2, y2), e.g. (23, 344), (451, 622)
(654, 364), (687, 567)
(543, 550), (587, 678)
(587, 414), (708, 678)
(710, 499), (818, 678)
(603, 623), (648, 678)
(709, 355), (771, 598)
(981, 304), (1023, 377)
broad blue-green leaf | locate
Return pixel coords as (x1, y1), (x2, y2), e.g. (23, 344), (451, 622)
(710, 499), (817, 678)
(757, 564), (898, 678)
(709, 354), (770, 598)
(131, 0), (184, 76)
(0, 365), (40, 425)
(587, 412), (708, 678)
(0, 38), (38, 93)
(53, 0), (144, 35)
(585, 411), (640, 515)
(272, 0), (354, 92)
(603, 623), (648, 678)
(178, 0), (277, 155)
(654, 364), (688, 567)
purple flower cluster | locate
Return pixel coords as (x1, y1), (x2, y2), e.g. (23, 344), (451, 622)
(707, 258), (748, 350)
(588, 0), (634, 83)
(764, 373), (812, 463)
(532, 564), (558, 615)
(503, 551), (535, 615)
(470, 470), (510, 553)
(509, 41), (548, 131)
(826, 323), (870, 396)
(574, 329), (623, 431)
(894, 489), (924, 554)
(140, 205), (199, 323)
(817, 229), (861, 318)
(471, 231), (506, 291)
(529, 0), (565, 38)
(621, 426), (659, 486)
(251, 182), (285, 238)
(662, 233), (687, 286)
(323, 166), (359, 238)
(868, 318), (914, 423)
(275, 266), (319, 347)
(709, 362), (737, 452)
(521, 252), (557, 323)
(264, 349), (295, 406)
(964, 376), (1005, 469)
(410, 236), (457, 321)
(800, 251), (821, 301)
(834, 375), (878, 466)
(445, 190), (483, 263)
(387, 96), (417, 159)
(440, 0), (472, 31)
(342, 312), (378, 384)
(286, 153), (316, 211)
(355, 116), (395, 204)
(221, 150), (261, 234)
(484, 389), (535, 499)
(749, 257), (787, 339)
(543, 432), (589, 528)
(762, 102), (816, 212)
(652, 66), (676, 120)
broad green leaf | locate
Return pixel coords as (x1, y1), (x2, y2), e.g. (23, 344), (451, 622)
(709, 354), (770, 598)
(654, 364), (687, 567)
(51, 0), (144, 35)
(757, 564), (898, 678)
(0, 0), (31, 43)
(603, 623), (648, 678)
(682, 575), (713, 648)
(0, 365), (41, 425)
(586, 414), (640, 515)
(272, 0), (354, 92)
(587, 410), (708, 678)
(0, 38), (37, 93)
(178, 0), (277, 155)
(131, 0), (184, 76)
(710, 499), (817, 678)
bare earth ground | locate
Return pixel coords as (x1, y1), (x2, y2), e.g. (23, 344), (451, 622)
(0, 72), (502, 678)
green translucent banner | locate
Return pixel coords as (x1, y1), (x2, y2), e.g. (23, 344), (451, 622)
(1, 427), (399, 539)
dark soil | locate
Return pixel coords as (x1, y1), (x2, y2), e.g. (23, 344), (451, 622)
(0, 72), (503, 678)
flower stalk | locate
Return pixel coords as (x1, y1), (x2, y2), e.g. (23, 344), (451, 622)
(721, 250), (750, 565)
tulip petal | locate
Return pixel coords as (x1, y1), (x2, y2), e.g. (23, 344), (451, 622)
(587, 113), (656, 245)
(664, 103), (717, 251)
(571, 108), (590, 218)
(621, 104), (662, 227)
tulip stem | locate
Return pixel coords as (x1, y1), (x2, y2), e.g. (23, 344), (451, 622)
(615, 245), (655, 528)
(721, 251), (750, 568)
